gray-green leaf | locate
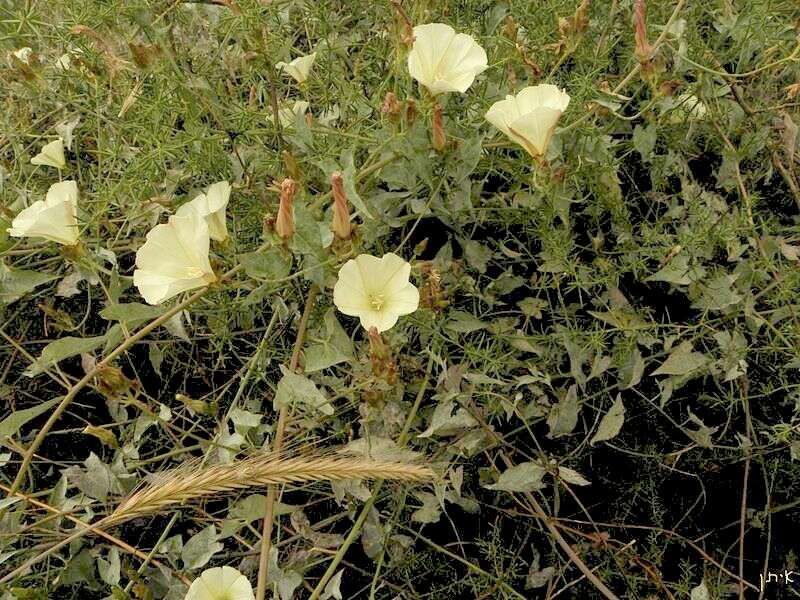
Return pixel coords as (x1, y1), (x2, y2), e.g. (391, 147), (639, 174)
(590, 395), (625, 445)
(25, 335), (107, 377)
(0, 262), (57, 304)
(485, 462), (547, 493)
(0, 397), (61, 444)
(547, 385), (580, 438)
(652, 342), (708, 377)
(274, 366), (333, 415)
(182, 525), (223, 570)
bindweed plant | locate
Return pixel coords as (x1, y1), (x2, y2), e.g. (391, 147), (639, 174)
(1, 0), (800, 598)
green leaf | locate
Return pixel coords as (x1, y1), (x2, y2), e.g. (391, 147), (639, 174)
(632, 123), (657, 162)
(411, 491), (442, 524)
(58, 548), (97, 587)
(73, 452), (124, 502)
(690, 581), (710, 600)
(418, 400), (477, 438)
(97, 547), (121, 586)
(182, 525), (223, 570)
(274, 365), (333, 415)
(652, 341), (708, 377)
(25, 334), (108, 376)
(691, 273), (742, 311)
(485, 462), (547, 492)
(557, 466), (591, 486)
(446, 311), (488, 333)
(646, 254), (706, 285)
(590, 395), (625, 445)
(588, 309), (648, 330)
(291, 203), (328, 287)
(618, 348), (645, 390)
(267, 547), (303, 600)
(239, 248), (292, 280)
(304, 309), (354, 372)
(0, 397), (61, 444)
(341, 149), (374, 219)
(461, 239), (492, 274)
(0, 262), (57, 304)
(100, 302), (167, 328)
(320, 569), (344, 600)
(547, 385), (580, 438)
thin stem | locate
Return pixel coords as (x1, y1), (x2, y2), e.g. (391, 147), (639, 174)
(2, 258), (248, 514)
(308, 350), (436, 600)
(255, 285), (319, 600)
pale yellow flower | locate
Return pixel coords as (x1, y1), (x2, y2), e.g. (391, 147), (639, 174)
(276, 52), (316, 84)
(133, 210), (217, 305)
(31, 138), (66, 169)
(485, 84), (571, 157)
(176, 181), (231, 242)
(407, 23), (488, 96)
(8, 181), (80, 246)
(185, 566), (254, 600)
(268, 101), (309, 128)
(333, 253), (419, 332)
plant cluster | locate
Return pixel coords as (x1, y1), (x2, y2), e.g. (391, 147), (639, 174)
(1, 0), (800, 599)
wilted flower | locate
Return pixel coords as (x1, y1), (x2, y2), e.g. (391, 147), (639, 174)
(330, 171), (351, 240)
(333, 253), (419, 332)
(31, 138), (66, 169)
(407, 23), (488, 96)
(185, 566), (254, 600)
(133, 210), (217, 305)
(176, 181), (231, 242)
(276, 52), (316, 84)
(8, 180), (80, 246)
(275, 178), (297, 240)
(485, 84), (571, 158)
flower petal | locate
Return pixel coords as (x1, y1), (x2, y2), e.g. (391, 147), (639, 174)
(133, 212), (216, 305)
(7, 180), (80, 245)
(186, 566), (254, 600)
(31, 138), (66, 169)
(408, 23), (486, 95)
(384, 282), (420, 316)
(509, 106), (563, 156)
(333, 258), (371, 315)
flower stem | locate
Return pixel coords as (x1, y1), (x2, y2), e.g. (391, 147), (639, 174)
(308, 350), (436, 600)
(255, 284), (319, 600)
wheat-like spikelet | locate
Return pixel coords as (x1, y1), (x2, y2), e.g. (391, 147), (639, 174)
(108, 454), (433, 525)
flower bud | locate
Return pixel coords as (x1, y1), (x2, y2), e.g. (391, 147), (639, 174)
(330, 171), (352, 240)
(432, 103), (446, 152)
(275, 178), (297, 240)
(633, 0), (653, 64)
(381, 91), (402, 119)
(405, 99), (417, 126)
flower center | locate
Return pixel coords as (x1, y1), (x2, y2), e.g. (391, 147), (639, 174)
(185, 266), (206, 278)
(368, 293), (385, 311)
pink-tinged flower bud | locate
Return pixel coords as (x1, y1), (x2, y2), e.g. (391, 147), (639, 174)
(633, 0), (653, 64)
(275, 178), (297, 240)
(405, 99), (417, 126)
(432, 103), (446, 152)
(330, 171), (352, 240)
